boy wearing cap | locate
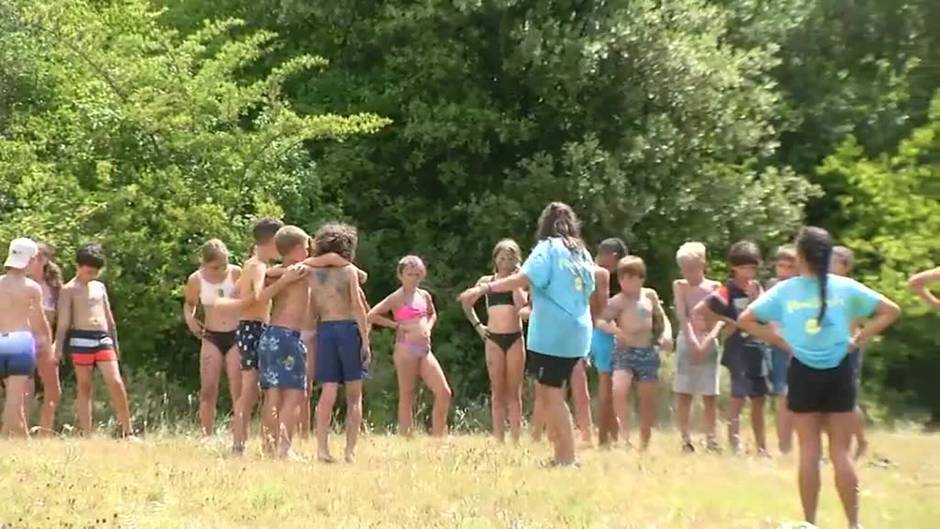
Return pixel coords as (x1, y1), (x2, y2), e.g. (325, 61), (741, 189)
(0, 238), (53, 436)
(56, 243), (132, 437)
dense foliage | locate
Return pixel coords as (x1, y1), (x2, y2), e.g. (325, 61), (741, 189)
(1, 0), (936, 428)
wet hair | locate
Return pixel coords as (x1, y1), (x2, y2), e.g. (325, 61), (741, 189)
(536, 202), (583, 250)
(75, 243), (106, 269)
(832, 245), (854, 273)
(775, 244), (797, 263)
(676, 242), (707, 265)
(200, 239), (229, 264)
(491, 239), (522, 273)
(598, 238), (628, 259)
(313, 223), (358, 261)
(397, 255), (426, 278)
(252, 217), (284, 245)
(727, 241), (762, 268)
(274, 226), (309, 256)
(616, 256), (647, 279)
(796, 226), (834, 324)
(37, 242), (62, 298)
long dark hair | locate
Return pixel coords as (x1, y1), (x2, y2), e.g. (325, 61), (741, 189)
(796, 226), (834, 323)
(536, 202), (584, 251)
(37, 242), (62, 295)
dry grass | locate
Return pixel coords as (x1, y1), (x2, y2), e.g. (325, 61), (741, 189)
(2, 431), (939, 528)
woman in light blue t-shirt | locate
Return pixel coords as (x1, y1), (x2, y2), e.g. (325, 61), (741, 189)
(459, 202), (595, 466)
(739, 227), (899, 529)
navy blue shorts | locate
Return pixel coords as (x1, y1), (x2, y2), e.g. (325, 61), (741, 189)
(769, 346), (790, 395)
(315, 320), (365, 383)
(236, 320), (266, 371)
(0, 331), (36, 378)
(258, 326), (307, 390)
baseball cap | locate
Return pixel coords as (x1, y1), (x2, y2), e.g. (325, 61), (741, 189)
(4, 238), (39, 269)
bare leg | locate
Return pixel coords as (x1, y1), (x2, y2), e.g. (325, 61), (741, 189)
(506, 342), (526, 444)
(750, 396), (767, 453)
(827, 412), (861, 528)
(2, 376), (30, 437)
(531, 386), (546, 442)
(702, 395), (718, 448)
(276, 389), (304, 458)
(597, 371), (618, 446)
(300, 335), (315, 440)
(344, 380), (363, 462)
(97, 361), (131, 436)
(794, 412), (823, 526)
(485, 341), (507, 442)
(393, 349), (419, 437)
(638, 381), (657, 450)
(569, 361), (593, 445)
(852, 406), (867, 460)
(727, 396), (744, 452)
(420, 353), (452, 437)
(316, 382), (339, 462)
(777, 394), (794, 454)
(612, 370), (634, 446)
(75, 365), (95, 435)
(676, 392), (693, 446)
(540, 383), (576, 465)
(232, 370), (259, 453)
(261, 389), (280, 456)
(224, 348), (242, 418)
(198, 341), (223, 436)
(37, 355), (61, 436)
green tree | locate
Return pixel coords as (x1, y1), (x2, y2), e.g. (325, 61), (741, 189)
(0, 0), (388, 401)
(818, 93), (940, 424)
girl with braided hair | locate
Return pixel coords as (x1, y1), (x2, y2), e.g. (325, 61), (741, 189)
(739, 226), (900, 529)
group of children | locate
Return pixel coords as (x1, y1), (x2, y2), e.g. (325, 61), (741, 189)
(0, 221), (934, 461)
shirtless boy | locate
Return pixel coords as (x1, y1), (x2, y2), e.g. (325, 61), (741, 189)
(1, 238), (52, 437)
(56, 243), (132, 436)
(308, 223), (371, 462)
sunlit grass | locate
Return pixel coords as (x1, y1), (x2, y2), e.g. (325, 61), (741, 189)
(2, 431), (938, 528)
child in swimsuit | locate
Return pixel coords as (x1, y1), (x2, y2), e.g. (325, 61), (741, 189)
(369, 256), (452, 437)
(461, 239), (527, 443)
(183, 239), (242, 437)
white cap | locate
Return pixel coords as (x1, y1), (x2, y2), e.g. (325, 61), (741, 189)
(4, 238), (39, 270)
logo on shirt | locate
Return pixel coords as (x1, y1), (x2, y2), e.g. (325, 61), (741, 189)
(804, 318), (821, 335)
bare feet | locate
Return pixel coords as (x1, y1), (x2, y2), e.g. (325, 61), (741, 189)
(318, 451), (336, 464)
(344, 450), (356, 463)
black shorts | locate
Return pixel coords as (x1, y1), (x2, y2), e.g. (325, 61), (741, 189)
(236, 320), (267, 371)
(787, 355), (856, 414)
(526, 351), (580, 388)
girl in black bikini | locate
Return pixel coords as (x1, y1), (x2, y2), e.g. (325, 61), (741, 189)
(183, 239), (243, 436)
(462, 240), (527, 443)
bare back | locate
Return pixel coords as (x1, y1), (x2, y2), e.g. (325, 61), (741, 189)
(239, 257), (271, 322)
(0, 274), (43, 333)
(65, 280), (111, 332)
(309, 266), (357, 323)
(269, 277), (310, 331)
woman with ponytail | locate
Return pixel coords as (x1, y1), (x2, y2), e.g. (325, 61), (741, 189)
(739, 226), (900, 529)
(459, 202), (595, 466)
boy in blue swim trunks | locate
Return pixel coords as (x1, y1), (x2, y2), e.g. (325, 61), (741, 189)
(0, 238), (52, 437)
(590, 238), (628, 446)
(255, 226), (313, 458)
(308, 223), (370, 463)
(767, 245), (797, 454)
(596, 256), (672, 450)
(694, 241), (769, 455)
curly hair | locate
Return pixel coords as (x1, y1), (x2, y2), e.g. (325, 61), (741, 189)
(313, 223), (358, 261)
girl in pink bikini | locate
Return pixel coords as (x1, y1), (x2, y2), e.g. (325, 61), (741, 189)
(369, 256), (452, 437)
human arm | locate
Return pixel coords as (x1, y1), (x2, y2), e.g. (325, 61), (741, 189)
(347, 267), (371, 364)
(737, 309), (790, 353)
(256, 265), (308, 305)
(102, 286), (121, 358)
(648, 289), (673, 352)
(424, 290), (438, 332)
(212, 260), (265, 309)
(909, 267), (940, 309)
(457, 272), (530, 307)
(367, 292), (399, 330)
(461, 276), (490, 340)
(594, 297), (627, 342)
(688, 320), (725, 363)
(672, 280), (688, 328)
(27, 282), (53, 360)
(182, 274), (204, 338)
(54, 285), (72, 360)
(851, 294), (902, 349)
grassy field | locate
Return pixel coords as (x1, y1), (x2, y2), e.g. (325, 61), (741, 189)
(2, 431), (939, 528)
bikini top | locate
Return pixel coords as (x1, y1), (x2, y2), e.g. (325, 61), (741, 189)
(199, 269), (236, 307)
(394, 293), (429, 322)
(486, 290), (515, 307)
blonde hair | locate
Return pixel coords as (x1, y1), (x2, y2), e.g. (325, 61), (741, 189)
(775, 244), (798, 262)
(397, 255), (426, 277)
(491, 239), (522, 273)
(274, 226), (309, 256)
(616, 256), (647, 279)
(201, 239), (229, 264)
(676, 242), (707, 266)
